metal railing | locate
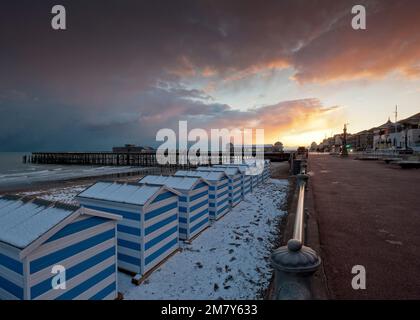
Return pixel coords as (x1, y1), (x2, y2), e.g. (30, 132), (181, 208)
(291, 177), (305, 245)
(271, 158), (321, 300)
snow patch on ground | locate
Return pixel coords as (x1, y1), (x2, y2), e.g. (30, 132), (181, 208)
(0, 166), (144, 188)
(119, 179), (288, 300)
(269, 178), (288, 185)
(16, 178), (289, 299)
(18, 185), (88, 204)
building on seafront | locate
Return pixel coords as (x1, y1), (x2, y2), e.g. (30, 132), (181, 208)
(353, 130), (374, 151)
(399, 113), (420, 152)
(372, 119), (403, 150)
(372, 113), (420, 152)
(317, 134), (347, 153)
(317, 112), (420, 154)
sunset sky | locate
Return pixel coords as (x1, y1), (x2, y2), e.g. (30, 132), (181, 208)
(1, 0), (420, 151)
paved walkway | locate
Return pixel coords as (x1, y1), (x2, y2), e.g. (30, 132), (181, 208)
(309, 154), (420, 299)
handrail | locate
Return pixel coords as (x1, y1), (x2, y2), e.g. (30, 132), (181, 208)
(270, 158), (321, 299)
(287, 162), (308, 252)
(290, 180), (305, 247)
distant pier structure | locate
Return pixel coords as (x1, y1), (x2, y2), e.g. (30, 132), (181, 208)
(30, 151), (160, 166)
(29, 148), (290, 167)
(30, 151), (290, 167)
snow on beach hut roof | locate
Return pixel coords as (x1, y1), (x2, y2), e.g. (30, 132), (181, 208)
(174, 170), (227, 182)
(214, 164), (260, 175)
(77, 181), (168, 206)
(196, 166), (240, 176)
(0, 195), (79, 249)
(139, 175), (207, 192)
(244, 159), (265, 167)
(214, 164), (249, 173)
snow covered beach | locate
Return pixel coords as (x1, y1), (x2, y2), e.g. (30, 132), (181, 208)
(0, 165), (150, 192)
(0, 153), (181, 193)
(15, 177), (288, 300)
(119, 179), (288, 300)
(0, 160), (291, 300)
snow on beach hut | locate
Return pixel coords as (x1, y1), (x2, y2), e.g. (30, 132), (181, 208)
(263, 160), (271, 181)
(174, 170), (230, 220)
(0, 195), (120, 300)
(138, 175), (210, 241)
(196, 166), (242, 207)
(76, 182), (180, 278)
(214, 164), (252, 197)
(229, 163), (258, 191)
(244, 160), (265, 186)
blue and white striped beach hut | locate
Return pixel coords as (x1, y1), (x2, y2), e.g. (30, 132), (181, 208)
(263, 160), (271, 181)
(256, 162), (265, 184)
(196, 166), (242, 207)
(235, 163), (258, 191)
(174, 170), (230, 220)
(76, 182), (180, 277)
(214, 164), (252, 197)
(0, 195), (120, 300)
(138, 175), (210, 241)
(244, 160), (265, 186)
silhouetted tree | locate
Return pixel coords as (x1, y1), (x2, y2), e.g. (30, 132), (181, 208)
(273, 141), (284, 152)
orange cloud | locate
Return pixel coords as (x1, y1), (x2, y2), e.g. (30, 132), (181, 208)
(195, 98), (344, 146)
(292, 1), (420, 84)
(222, 58), (290, 82)
(169, 1), (420, 85)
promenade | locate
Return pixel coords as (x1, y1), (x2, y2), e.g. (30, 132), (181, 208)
(308, 154), (420, 299)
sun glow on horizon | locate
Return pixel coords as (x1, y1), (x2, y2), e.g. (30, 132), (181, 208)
(262, 110), (344, 147)
(266, 129), (333, 147)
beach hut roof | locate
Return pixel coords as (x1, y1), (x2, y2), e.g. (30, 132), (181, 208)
(244, 160), (265, 171)
(196, 166), (240, 175)
(244, 159), (265, 165)
(0, 195), (120, 251)
(77, 181), (174, 206)
(174, 170), (227, 182)
(214, 164), (248, 173)
(214, 163), (262, 175)
(139, 175), (207, 191)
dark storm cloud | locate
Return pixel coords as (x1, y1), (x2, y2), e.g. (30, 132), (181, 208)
(0, 0), (419, 150)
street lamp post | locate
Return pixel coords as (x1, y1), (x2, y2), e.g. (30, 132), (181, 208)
(341, 124), (348, 157)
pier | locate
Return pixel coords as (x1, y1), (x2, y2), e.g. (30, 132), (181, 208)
(27, 151), (290, 166)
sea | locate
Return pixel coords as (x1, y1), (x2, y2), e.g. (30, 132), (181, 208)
(0, 152), (140, 191)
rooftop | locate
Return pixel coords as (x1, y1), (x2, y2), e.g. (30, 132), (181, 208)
(0, 196), (79, 249)
(139, 175), (205, 191)
(77, 181), (163, 206)
(196, 166), (240, 176)
(174, 170), (227, 182)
